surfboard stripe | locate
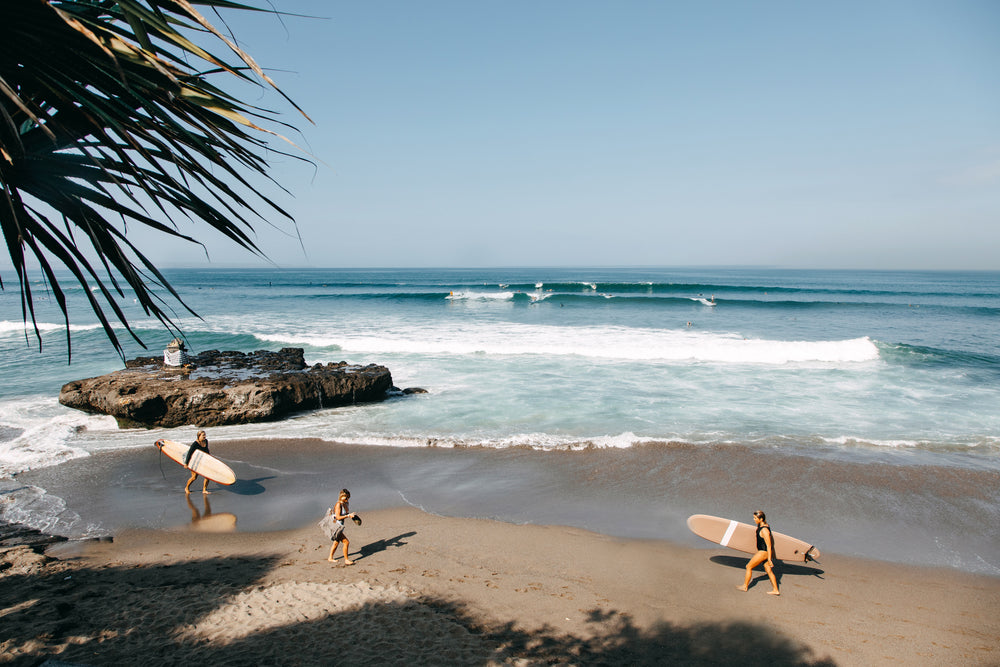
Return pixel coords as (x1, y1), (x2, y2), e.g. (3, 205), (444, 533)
(720, 520), (738, 547)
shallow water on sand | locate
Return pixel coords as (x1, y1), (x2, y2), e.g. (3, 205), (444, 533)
(13, 438), (1000, 576)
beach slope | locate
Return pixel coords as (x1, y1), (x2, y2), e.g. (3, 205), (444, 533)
(2, 507), (998, 665)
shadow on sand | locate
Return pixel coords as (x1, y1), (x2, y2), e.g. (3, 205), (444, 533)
(1, 543), (837, 667)
(709, 554), (825, 591)
(357, 531), (416, 561)
(226, 476), (274, 495)
(710, 555), (825, 578)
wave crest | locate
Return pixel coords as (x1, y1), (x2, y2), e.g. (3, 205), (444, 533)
(256, 323), (880, 365)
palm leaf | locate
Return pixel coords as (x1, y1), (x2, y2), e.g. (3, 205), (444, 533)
(0, 0), (312, 360)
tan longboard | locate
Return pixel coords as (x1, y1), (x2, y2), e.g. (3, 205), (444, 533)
(687, 514), (819, 562)
(155, 439), (236, 485)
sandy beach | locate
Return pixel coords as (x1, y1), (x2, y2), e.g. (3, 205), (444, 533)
(2, 505), (998, 666)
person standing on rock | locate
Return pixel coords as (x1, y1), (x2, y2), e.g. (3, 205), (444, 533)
(183, 430), (212, 494)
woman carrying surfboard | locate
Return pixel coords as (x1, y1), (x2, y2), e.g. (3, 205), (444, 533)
(184, 430), (212, 495)
(739, 510), (780, 596)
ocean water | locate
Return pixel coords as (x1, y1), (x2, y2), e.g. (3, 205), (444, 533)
(1, 267), (998, 574)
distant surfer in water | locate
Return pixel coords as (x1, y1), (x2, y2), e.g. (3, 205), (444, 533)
(183, 430), (211, 495)
(327, 489), (358, 565)
(739, 510), (780, 596)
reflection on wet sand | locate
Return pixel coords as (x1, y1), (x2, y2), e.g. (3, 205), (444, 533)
(186, 494), (237, 533)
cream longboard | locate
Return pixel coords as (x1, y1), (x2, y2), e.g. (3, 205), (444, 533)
(155, 439), (236, 485)
(686, 514), (819, 562)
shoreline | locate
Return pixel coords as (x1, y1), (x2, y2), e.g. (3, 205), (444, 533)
(3, 506), (999, 665)
(12, 436), (1000, 577)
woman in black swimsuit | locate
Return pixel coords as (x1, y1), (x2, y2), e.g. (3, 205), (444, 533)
(739, 510), (780, 596)
(183, 430), (211, 495)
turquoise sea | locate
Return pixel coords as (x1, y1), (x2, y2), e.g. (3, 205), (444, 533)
(2, 267), (998, 574)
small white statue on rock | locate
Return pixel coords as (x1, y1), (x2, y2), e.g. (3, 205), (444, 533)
(164, 337), (189, 366)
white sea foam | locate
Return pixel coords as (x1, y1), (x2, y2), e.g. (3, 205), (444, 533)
(445, 290), (514, 301)
(0, 481), (104, 537)
(258, 322), (879, 365)
(826, 435), (920, 449)
(0, 320), (103, 335)
(0, 398), (98, 476)
(268, 431), (659, 451)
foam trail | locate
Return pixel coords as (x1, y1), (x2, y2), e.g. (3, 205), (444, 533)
(315, 432), (655, 451)
(0, 320), (103, 335)
(0, 482), (80, 536)
(445, 290), (514, 301)
(258, 323), (880, 365)
(0, 398), (95, 476)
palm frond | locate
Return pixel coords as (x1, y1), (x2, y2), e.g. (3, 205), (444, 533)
(0, 0), (311, 360)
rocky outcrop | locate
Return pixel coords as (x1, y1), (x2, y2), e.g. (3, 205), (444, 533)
(59, 348), (396, 429)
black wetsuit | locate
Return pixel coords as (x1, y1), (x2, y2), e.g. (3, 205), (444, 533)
(184, 440), (209, 466)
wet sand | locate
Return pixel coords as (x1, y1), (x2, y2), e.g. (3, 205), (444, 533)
(15, 437), (1000, 578)
(2, 506), (999, 665)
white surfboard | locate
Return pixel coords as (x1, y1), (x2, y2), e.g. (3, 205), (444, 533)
(155, 439), (236, 485)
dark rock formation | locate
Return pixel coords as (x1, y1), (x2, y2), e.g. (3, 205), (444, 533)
(59, 348), (395, 429)
(0, 519), (71, 576)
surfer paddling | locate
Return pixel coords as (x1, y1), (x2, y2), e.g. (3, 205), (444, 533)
(325, 489), (358, 565)
(739, 510), (780, 596)
(183, 430), (212, 495)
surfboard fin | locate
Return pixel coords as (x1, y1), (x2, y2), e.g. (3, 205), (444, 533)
(804, 546), (820, 563)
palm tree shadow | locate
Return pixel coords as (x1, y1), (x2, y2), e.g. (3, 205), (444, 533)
(488, 608), (838, 666)
(3, 546), (836, 666)
(0, 552), (281, 666)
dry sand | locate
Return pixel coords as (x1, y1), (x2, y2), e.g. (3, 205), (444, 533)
(2, 506), (998, 666)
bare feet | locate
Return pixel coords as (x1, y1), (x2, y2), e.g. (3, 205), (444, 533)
(327, 557), (338, 563)
(737, 585), (749, 592)
(343, 559), (355, 566)
(768, 590), (781, 596)
(202, 490), (212, 495)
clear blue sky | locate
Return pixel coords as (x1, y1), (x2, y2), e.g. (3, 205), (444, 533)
(123, 1), (1000, 269)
